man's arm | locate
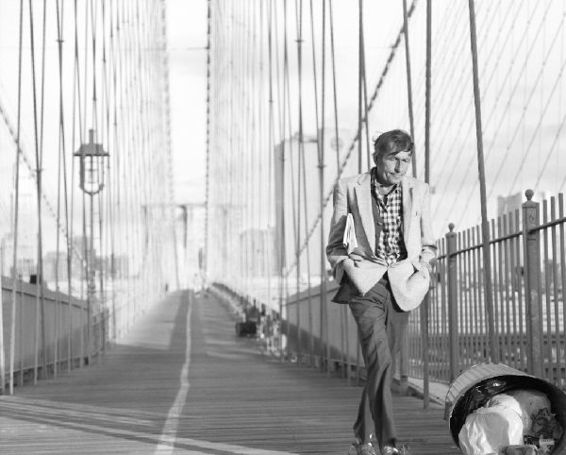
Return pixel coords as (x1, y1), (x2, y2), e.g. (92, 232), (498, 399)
(326, 179), (351, 283)
(419, 183), (437, 271)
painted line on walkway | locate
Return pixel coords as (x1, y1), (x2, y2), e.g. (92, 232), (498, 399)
(154, 292), (194, 455)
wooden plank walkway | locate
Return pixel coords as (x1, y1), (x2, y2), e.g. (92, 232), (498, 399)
(0, 290), (459, 454)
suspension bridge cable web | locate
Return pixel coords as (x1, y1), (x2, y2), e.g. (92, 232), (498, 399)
(449, 1), (560, 228)
(427, 1), (498, 194)
(505, 24), (566, 195)
(428, 1), (502, 205)
(432, 1), (525, 221)
(435, 4), (531, 228)
(284, 2), (418, 277)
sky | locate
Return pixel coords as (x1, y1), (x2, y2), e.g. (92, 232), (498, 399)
(167, 0), (208, 205)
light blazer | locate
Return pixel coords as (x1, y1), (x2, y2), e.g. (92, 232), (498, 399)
(326, 172), (437, 310)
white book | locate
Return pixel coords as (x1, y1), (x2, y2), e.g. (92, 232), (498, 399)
(342, 213), (358, 254)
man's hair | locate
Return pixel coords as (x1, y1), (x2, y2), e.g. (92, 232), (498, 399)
(372, 129), (414, 158)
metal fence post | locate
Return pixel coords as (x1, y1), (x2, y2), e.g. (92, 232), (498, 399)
(447, 223), (459, 381)
(522, 189), (543, 377)
(420, 291), (431, 408)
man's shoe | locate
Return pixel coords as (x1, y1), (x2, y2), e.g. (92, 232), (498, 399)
(382, 445), (410, 455)
(346, 442), (377, 455)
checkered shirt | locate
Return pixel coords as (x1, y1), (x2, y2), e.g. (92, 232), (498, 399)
(371, 168), (407, 265)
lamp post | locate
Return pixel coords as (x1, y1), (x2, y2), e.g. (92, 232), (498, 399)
(74, 129), (108, 365)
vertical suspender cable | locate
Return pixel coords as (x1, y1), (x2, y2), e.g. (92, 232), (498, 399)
(263, 0), (275, 323)
(107, 0), (118, 341)
(98, 0), (107, 352)
(306, 0), (320, 367)
(468, 0), (498, 363)
(28, 0), (46, 383)
(320, 0), (329, 375)
(268, 0), (275, 330)
(328, 0), (340, 172)
(402, 0), (417, 176)
(88, 0), (97, 363)
(328, 0), (349, 384)
(71, 0), (80, 369)
(101, 0), (112, 349)
(355, 0), (363, 384)
(307, 0), (321, 368)
(425, 0), (432, 185)
(287, 0), (298, 360)
(283, 0), (295, 362)
(421, 0), (432, 409)
(38, 0), (49, 378)
(54, 0), (68, 379)
(9, 0), (25, 396)
(278, 0), (289, 361)
(357, 0), (363, 174)
(204, 0), (212, 284)
(359, 0), (371, 168)
(160, 0), (177, 291)
(294, 0), (305, 365)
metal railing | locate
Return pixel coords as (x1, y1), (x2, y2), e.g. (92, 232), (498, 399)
(1, 277), (89, 387)
(282, 190), (566, 400)
(408, 190), (566, 391)
(0, 277), (146, 390)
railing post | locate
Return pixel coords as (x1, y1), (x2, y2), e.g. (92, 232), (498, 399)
(420, 289), (431, 408)
(522, 189), (543, 377)
(447, 223), (459, 381)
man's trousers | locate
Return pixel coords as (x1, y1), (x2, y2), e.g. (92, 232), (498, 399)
(348, 275), (409, 449)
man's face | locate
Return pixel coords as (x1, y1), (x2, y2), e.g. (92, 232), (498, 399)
(374, 150), (411, 186)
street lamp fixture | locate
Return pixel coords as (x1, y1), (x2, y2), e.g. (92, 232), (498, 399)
(74, 129), (109, 195)
(74, 128), (109, 364)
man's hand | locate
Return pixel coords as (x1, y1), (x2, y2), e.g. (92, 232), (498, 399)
(419, 260), (433, 275)
(349, 252), (364, 263)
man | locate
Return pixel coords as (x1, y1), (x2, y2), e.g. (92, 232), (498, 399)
(326, 129), (436, 455)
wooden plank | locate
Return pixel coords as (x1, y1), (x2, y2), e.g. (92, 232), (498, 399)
(0, 290), (459, 454)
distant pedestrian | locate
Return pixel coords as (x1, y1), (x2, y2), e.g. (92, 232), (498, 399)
(326, 129), (436, 455)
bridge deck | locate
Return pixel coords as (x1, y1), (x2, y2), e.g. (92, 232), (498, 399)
(0, 290), (458, 454)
